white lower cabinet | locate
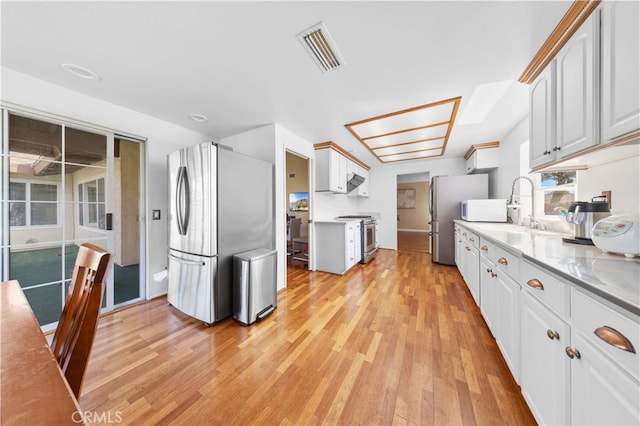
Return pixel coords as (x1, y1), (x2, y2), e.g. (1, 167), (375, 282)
(520, 291), (571, 425)
(455, 224), (639, 425)
(521, 261), (640, 425)
(315, 221), (361, 275)
(569, 330), (639, 426)
(493, 266), (520, 382)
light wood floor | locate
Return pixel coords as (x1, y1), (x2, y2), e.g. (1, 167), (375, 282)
(82, 249), (534, 425)
(397, 231), (430, 253)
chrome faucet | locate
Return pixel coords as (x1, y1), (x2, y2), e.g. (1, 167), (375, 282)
(508, 176), (538, 228)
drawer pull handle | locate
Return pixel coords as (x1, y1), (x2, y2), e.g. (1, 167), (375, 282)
(565, 346), (581, 359)
(527, 278), (544, 291)
(486, 268), (492, 274)
(490, 272), (497, 278)
(481, 245), (488, 251)
(594, 326), (636, 354)
(469, 237), (475, 242)
(465, 246), (471, 251)
(498, 257), (508, 265)
(546, 329), (559, 340)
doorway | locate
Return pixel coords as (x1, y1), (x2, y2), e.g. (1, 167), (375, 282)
(1, 109), (146, 330)
(396, 172), (430, 253)
(285, 151), (310, 274)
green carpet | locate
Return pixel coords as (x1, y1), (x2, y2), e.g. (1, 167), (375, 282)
(10, 245), (140, 326)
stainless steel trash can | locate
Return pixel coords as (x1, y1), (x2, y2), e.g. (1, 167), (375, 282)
(232, 248), (277, 325)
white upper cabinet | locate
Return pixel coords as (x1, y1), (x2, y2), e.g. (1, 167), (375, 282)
(315, 147), (347, 193)
(601, 1), (640, 142)
(530, 63), (557, 169)
(555, 9), (600, 158)
(529, 3), (640, 171)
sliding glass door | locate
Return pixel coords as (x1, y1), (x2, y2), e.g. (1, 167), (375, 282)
(1, 109), (145, 330)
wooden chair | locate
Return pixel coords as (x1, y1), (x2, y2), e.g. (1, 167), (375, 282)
(50, 243), (112, 399)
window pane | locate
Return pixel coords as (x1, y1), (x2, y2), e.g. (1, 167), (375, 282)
(98, 204), (106, 230)
(544, 189), (575, 215)
(11, 246), (63, 287)
(65, 127), (107, 166)
(97, 178), (105, 202)
(31, 202), (57, 225)
(88, 203), (97, 225)
(23, 284), (63, 326)
(9, 202), (26, 226)
(31, 183), (57, 201)
(9, 182), (26, 200)
(541, 171), (576, 187)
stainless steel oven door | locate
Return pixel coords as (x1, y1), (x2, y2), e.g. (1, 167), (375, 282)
(362, 221), (378, 263)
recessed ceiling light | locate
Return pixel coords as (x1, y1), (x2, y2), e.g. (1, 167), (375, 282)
(189, 113), (209, 122)
(61, 63), (101, 81)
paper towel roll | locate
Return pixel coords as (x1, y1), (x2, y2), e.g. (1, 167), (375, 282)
(153, 270), (168, 282)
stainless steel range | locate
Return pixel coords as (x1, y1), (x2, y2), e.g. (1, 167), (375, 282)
(335, 215), (378, 263)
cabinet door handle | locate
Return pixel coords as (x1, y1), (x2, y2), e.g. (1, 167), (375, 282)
(543, 150), (551, 155)
(481, 245), (488, 251)
(546, 329), (559, 340)
(565, 346), (581, 359)
(463, 232), (467, 237)
(594, 326), (636, 354)
(465, 246), (471, 251)
(497, 257), (508, 265)
(469, 237), (475, 242)
(490, 272), (497, 278)
(486, 268), (492, 274)
(527, 278), (544, 291)
(552, 146), (561, 152)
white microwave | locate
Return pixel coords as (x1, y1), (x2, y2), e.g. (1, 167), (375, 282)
(461, 199), (507, 222)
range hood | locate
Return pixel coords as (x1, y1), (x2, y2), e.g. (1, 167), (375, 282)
(347, 172), (365, 192)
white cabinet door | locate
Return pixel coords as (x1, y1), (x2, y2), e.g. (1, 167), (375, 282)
(330, 150), (347, 193)
(569, 330), (640, 426)
(357, 168), (370, 197)
(530, 62), (556, 169)
(601, 1), (640, 142)
(345, 221), (358, 269)
(520, 292), (571, 426)
(494, 269), (520, 382)
(479, 255), (496, 333)
(466, 245), (480, 305)
(555, 9), (600, 158)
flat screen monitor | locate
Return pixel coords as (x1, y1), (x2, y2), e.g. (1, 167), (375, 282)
(289, 192), (309, 212)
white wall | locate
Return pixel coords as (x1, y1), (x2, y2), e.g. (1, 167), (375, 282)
(577, 155), (640, 214)
(221, 123), (315, 289)
(362, 157), (466, 250)
(491, 116), (529, 199)
(1, 68), (210, 298)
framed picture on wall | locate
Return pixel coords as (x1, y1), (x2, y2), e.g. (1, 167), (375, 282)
(397, 188), (416, 209)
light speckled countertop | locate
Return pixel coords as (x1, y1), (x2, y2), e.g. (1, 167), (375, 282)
(454, 220), (640, 317)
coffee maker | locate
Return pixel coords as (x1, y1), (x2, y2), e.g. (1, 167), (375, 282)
(562, 197), (611, 245)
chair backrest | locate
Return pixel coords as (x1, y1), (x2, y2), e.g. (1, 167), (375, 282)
(50, 243), (112, 399)
(288, 218), (301, 240)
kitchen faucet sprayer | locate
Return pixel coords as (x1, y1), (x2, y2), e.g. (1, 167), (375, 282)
(508, 176), (539, 228)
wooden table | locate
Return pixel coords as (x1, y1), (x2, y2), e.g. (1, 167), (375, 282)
(1, 280), (85, 425)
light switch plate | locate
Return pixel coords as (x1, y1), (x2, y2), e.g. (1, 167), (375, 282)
(152, 210), (161, 220)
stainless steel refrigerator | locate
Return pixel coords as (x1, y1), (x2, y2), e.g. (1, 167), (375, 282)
(428, 174), (488, 265)
(167, 142), (273, 324)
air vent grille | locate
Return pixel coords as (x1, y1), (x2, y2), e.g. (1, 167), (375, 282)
(297, 22), (345, 73)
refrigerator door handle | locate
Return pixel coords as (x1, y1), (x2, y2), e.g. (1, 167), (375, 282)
(176, 166), (191, 235)
(169, 252), (205, 266)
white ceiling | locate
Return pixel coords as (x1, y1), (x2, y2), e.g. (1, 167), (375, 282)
(1, 1), (570, 167)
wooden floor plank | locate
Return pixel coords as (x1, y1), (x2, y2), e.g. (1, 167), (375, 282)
(80, 249), (535, 425)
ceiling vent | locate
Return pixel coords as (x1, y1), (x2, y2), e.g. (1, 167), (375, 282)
(296, 22), (345, 73)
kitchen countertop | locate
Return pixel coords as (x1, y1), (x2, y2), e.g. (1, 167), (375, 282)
(454, 220), (640, 317)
